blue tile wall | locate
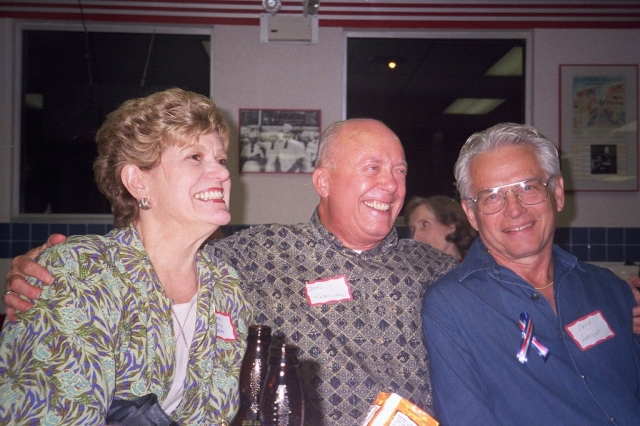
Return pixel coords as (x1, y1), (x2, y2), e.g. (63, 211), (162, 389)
(608, 228), (624, 244)
(31, 223), (49, 242)
(0, 222), (639, 262)
(69, 224), (87, 235)
(0, 223), (9, 240)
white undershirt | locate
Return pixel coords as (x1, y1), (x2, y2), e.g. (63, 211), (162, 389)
(162, 294), (198, 414)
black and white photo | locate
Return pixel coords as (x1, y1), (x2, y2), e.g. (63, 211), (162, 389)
(239, 109), (320, 174)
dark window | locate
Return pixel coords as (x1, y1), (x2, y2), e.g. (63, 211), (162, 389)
(347, 37), (526, 202)
(19, 30), (210, 214)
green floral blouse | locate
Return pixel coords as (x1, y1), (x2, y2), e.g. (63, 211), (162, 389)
(0, 224), (253, 425)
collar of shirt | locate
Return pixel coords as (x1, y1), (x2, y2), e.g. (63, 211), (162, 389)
(455, 238), (583, 287)
(309, 209), (400, 257)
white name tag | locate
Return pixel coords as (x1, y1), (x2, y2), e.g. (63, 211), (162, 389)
(305, 275), (353, 306)
(215, 312), (237, 341)
(565, 310), (615, 351)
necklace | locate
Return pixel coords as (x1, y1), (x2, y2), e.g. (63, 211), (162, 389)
(172, 300), (195, 347)
(532, 281), (554, 290)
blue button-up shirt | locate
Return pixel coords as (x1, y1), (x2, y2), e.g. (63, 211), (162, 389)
(422, 239), (640, 425)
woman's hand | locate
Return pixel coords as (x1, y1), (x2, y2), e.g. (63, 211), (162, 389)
(628, 276), (640, 334)
(3, 234), (67, 321)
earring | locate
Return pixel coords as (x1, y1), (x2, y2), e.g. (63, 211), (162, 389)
(139, 198), (151, 210)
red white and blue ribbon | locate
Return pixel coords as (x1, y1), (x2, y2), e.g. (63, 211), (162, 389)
(517, 312), (550, 365)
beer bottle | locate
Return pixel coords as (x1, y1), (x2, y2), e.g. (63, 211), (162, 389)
(230, 325), (272, 426)
(259, 344), (305, 426)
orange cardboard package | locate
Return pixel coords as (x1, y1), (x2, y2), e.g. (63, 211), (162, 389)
(361, 392), (439, 426)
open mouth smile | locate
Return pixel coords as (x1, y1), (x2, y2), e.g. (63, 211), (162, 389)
(194, 189), (224, 201)
(364, 201), (391, 212)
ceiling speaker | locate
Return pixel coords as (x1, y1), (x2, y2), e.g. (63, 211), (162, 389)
(260, 14), (318, 43)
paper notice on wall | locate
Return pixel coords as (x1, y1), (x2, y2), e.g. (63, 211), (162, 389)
(570, 142), (629, 182)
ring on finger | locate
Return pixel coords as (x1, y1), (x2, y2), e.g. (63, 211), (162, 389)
(2, 290), (14, 301)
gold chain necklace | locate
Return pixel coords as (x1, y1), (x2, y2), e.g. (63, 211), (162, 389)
(532, 281), (554, 290)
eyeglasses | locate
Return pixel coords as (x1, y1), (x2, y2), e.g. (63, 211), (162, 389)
(468, 178), (551, 215)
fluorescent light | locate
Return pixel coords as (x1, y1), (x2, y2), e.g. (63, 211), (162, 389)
(25, 93), (43, 109)
(485, 47), (523, 76)
(201, 40), (210, 58)
(443, 98), (505, 115)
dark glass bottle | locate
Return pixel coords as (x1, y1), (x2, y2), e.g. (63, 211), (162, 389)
(231, 325), (272, 426)
(259, 344), (305, 426)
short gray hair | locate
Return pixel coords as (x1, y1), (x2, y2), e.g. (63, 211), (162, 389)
(454, 123), (561, 200)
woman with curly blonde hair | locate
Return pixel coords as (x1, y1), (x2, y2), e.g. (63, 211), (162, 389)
(0, 88), (252, 425)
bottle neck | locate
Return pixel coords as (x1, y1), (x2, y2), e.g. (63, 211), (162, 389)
(267, 344), (300, 366)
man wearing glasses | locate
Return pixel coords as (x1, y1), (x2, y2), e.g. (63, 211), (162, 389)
(422, 123), (640, 425)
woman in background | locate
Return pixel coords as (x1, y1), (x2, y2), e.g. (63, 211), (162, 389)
(404, 195), (477, 261)
(0, 88), (252, 424)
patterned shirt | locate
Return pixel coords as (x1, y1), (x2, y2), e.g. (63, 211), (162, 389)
(0, 224), (253, 425)
(209, 210), (458, 425)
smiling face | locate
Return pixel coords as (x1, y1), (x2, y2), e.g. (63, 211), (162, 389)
(408, 204), (456, 253)
(141, 132), (231, 234)
(462, 144), (564, 265)
(314, 120), (407, 251)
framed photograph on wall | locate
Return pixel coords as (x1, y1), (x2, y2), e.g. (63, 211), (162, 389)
(238, 109), (321, 174)
(559, 64), (638, 191)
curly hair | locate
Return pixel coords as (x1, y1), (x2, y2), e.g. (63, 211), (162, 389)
(404, 195), (477, 259)
(93, 88), (229, 228)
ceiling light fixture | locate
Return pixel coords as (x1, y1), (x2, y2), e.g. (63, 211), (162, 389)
(443, 98), (505, 115)
(485, 47), (523, 76)
(263, 0), (282, 15)
(303, 0), (320, 17)
(370, 55), (406, 69)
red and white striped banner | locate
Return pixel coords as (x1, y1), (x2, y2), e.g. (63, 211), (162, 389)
(1, 1), (639, 28)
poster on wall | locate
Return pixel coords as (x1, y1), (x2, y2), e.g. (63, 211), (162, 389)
(559, 64), (638, 191)
(238, 109), (321, 174)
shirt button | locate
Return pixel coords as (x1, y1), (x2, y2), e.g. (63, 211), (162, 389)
(581, 374), (586, 380)
(610, 416), (615, 422)
(531, 293), (539, 301)
(219, 420), (229, 426)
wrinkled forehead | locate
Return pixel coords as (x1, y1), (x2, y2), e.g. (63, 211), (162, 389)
(468, 145), (540, 190)
(346, 126), (405, 158)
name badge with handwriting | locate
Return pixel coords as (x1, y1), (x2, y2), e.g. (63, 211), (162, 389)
(305, 275), (353, 306)
(216, 312), (237, 340)
(565, 310), (615, 351)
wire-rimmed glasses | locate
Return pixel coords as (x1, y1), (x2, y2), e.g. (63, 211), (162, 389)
(468, 178), (551, 215)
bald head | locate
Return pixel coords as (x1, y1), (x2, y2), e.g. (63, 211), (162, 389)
(316, 118), (399, 169)
(312, 118), (407, 250)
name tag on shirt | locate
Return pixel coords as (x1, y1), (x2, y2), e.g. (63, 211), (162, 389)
(565, 310), (615, 351)
(216, 312), (237, 340)
(305, 275), (353, 306)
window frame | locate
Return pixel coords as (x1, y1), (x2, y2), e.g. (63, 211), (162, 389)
(11, 21), (214, 222)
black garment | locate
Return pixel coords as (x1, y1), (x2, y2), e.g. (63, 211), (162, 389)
(106, 394), (178, 426)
